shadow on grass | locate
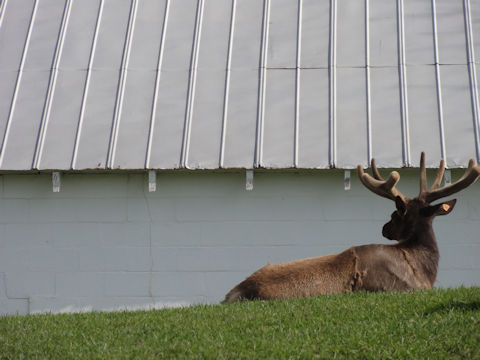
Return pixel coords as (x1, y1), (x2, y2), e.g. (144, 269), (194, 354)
(425, 301), (480, 315)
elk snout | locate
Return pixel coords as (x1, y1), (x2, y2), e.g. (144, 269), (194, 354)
(382, 221), (396, 240)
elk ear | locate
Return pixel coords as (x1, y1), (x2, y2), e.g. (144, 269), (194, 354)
(434, 199), (457, 216)
(395, 196), (407, 214)
(421, 199), (457, 217)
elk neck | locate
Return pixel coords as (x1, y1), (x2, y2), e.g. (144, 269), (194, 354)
(399, 216), (439, 252)
(396, 216), (439, 285)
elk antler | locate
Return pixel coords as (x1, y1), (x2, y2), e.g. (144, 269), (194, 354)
(418, 152), (480, 203)
(357, 158), (407, 203)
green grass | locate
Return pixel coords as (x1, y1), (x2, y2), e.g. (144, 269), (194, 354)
(1, 287), (479, 359)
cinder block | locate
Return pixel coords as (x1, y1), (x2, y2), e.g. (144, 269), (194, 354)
(149, 172), (243, 198)
(195, 221), (253, 247)
(438, 244), (480, 270)
(55, 272), (105, 297)
(0, 199), (29, 223)
(5, 272), (55, 298)
(150, 223), (201, 247)
(1, 223), (53, 248)
(467, 196), (480, 220)
(126, 174), (145, 198)
(60, 174), (128, 198)
(126, 198), (154, 223)
(0, 298), (29, 315)
(76, 246), (152, 271)
(79, 244), (152, 273)
(103, 247), (151, 272)
(130, 197), (176, 223)
(151, 247), (178, 271)
(100, 223), (150, 247)
(25, 247), (79, 272)
(323, 196), (374, 221)
(251, 172), (337, 197)
(436, 269), (480, 288)
(50, 223), (100, 248)
(371, 197), (395, 221)
(0, 248), (30, 272)
(173, 197), (245, 222)
(0, 272), (6, 297)
(28, 198), (127, 223)
(3, 175), (51, 199)
(176, 247), (241, 272)
(196, 220), (385, 248)
(77, 247), (107, 271)
(104, 272), (151, 297)
(175, 196), (328, 222)
(435, 221), (479, 246)
(176, 247), (284, 272)
(151, 272), (206, 297)
(4, 174), (128, 199)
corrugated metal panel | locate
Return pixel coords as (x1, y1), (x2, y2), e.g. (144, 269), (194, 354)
(0, 0), (479, 171)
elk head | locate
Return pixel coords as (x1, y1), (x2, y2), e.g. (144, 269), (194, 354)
(357, 152), (480, 243)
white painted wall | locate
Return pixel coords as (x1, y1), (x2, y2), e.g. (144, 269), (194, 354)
(0, 170), (479, 315)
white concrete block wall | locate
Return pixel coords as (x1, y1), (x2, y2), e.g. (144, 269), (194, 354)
(0, 170), (479, 315)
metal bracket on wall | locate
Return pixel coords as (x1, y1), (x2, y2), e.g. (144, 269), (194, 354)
(52, 172), (61, 192)
(444, 169), (451, 186)
(344, 170), (351, 191)
(246, 170), (254, 191)
(148, 170), (157, 192)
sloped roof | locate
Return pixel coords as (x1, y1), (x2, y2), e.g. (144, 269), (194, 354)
(0, 0), (479, 171)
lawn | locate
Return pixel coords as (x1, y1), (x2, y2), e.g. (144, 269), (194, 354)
(1, 287), (479, 359)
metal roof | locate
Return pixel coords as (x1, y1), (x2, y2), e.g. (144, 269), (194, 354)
(0, 0), (479, 171)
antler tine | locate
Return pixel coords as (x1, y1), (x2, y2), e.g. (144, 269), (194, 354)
(357, 163), (407, 202)
(419, 152), (427, 195)
(371, 158), (383, 180)
(430, 159), (445, 190)
(425, 158), (480, 204)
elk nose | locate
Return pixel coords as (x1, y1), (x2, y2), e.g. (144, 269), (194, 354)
(382, 223), (395, 240)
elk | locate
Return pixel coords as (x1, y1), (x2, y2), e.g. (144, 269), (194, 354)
(223, 152), (480, 302)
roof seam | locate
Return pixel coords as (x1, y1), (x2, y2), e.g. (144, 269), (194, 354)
(328, 0), (337, 167)
(71, 0), (105, 170)
(0, 0), (8, 30)
(397, 0), (410, 167)
(145, 0), (170, 169)
(33, 0), (73, 170)
(107, 0), (139, 169)
(294, 0), (302, 167)
(0, 0), (38, 169)
(463, 0), (480, 163)
(255, 0), (270, 168)
(365, 0), (372, 163)
(181, 0), (205, 169)
(219, 0), (236, 168)
(431, 0), (447, 163)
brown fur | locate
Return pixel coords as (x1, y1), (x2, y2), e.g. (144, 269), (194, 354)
(224, 249), (358, 302)
(223, 238), (436, 303)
